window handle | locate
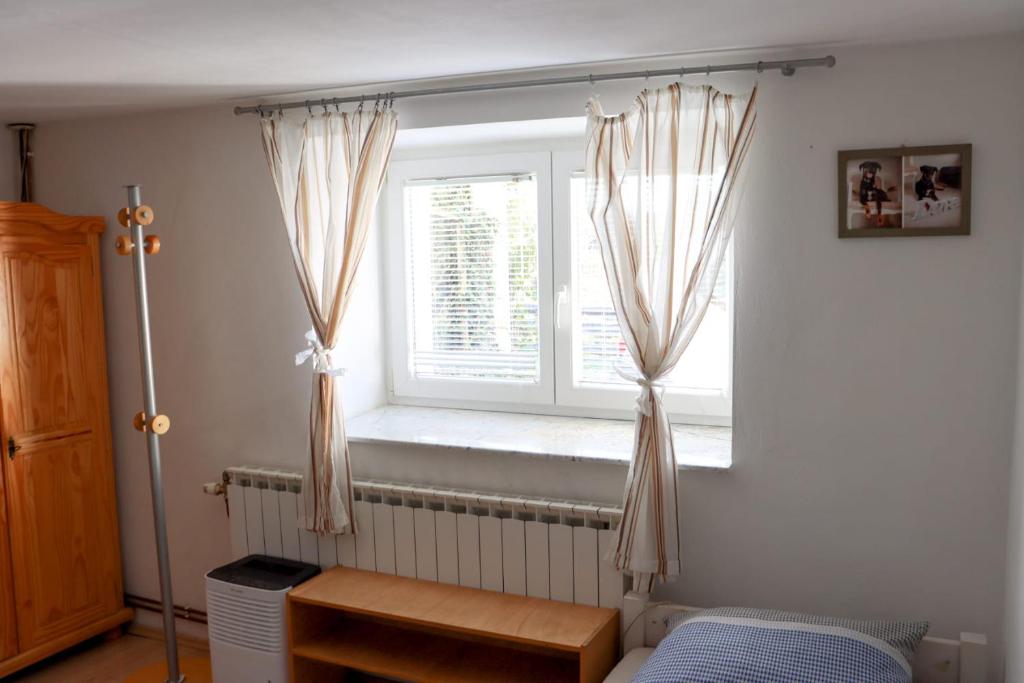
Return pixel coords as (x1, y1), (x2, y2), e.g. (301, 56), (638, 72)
(555, 285), (569, 330)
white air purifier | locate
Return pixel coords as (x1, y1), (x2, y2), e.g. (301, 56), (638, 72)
(206, 555), (319, 683)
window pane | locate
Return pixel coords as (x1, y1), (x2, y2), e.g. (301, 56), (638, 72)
(405, 174), (540, 383)
(570, 175), (729, 392)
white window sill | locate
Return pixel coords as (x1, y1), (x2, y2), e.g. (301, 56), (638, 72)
(346, 405), (732, 470)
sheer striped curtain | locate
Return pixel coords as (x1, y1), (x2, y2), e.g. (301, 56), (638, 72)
(260, 108), (398, 534)
(585, 83), (756, 587)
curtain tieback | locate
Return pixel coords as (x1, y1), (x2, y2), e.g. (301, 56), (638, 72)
(615, 367), (664, 416)
(295, 328), (346, 377)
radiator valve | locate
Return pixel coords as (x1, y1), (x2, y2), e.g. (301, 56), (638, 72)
(202, 481), (225, 496)
(203, 472), (231, 516)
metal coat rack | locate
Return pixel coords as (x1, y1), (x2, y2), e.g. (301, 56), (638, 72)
(117, 186), (180, 682)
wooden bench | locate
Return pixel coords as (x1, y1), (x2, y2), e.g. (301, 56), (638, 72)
(288, 566), (619, 682)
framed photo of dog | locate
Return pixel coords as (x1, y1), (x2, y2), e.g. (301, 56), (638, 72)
(837, 144), (971, 238)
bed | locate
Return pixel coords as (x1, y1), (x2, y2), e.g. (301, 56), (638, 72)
(607, 594), (988, 683)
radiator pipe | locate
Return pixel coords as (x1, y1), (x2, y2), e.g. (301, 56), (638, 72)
(6, 123), (35, 202)
(125, 593), (208, 625)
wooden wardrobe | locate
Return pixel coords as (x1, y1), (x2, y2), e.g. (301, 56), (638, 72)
(0, 203), (131, 677)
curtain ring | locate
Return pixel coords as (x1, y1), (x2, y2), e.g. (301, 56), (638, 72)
(357, 95), (364, 113)
(334, 101), (341, 113)
(321, 99), (329, 114)
(305, 100), (312, 115)
(756, 61), (765, 73)
(255, 104), (264, 118)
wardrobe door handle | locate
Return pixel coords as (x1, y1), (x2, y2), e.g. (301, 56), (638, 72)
(7, 437), (20, 460)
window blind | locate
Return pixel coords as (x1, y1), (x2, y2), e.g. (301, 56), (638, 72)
(404, 174), (540, 383)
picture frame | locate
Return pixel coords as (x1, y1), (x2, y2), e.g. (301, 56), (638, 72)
(837, 144), (971, 238)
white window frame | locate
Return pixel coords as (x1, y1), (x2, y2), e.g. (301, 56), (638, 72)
(384, 143), (732, 426)
(551, 150), (733, 424)
(384, 152), (555, 406)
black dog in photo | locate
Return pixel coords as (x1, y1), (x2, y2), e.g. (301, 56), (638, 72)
(914, 165), (943, 207)
(858, 161), (896, 226)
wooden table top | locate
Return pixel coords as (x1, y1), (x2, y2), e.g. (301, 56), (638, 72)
(289, 566), (618, 653)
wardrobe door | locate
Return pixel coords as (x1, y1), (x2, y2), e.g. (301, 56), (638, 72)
(0, 466), (18, 660)
(0, 234), (121, 651)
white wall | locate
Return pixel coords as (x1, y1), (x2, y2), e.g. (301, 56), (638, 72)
(31, 108), (389, 615)
(1008, 321), (1024, 679)
(1005, 53), (1024, 676)
(32, 34), (1023, 679)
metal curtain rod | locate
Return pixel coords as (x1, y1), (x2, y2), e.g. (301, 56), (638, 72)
(233, 55), (836, 115)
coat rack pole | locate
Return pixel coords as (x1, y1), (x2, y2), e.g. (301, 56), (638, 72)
(124, 184), (182, 683)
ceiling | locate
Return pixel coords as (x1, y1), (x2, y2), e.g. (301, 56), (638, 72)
(1, 0), (1021, 121)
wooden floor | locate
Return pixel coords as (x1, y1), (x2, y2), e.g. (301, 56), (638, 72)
(7, 633), (208, 683)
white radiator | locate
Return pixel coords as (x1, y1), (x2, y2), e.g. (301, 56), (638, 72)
(222, 466), (627, 610)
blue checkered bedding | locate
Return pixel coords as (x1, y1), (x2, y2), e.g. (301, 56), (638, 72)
(633, 615), (920, 683)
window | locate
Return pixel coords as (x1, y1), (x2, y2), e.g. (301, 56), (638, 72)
(386, 153), (554, 405)
(385, 146), (731, 425)
(406, 173), (540, 383)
